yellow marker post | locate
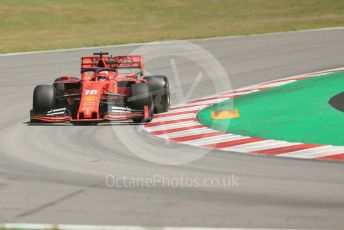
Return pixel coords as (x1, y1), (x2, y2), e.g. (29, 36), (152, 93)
(211, 109), (239, 120)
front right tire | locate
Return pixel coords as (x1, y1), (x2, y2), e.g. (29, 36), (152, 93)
(128, 83), (153, 123)
(143, 75), (170, 113)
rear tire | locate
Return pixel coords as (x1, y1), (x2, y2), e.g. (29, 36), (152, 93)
(144, 75), (170, 113)
(33, 85), (56, 112)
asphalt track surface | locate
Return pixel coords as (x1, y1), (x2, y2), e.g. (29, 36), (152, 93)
(1, 28), (344, 229)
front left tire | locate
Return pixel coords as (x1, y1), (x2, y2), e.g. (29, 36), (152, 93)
(33, 85), (56, 112)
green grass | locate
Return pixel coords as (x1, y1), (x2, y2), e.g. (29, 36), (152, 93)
(198, 72), (344, 146)
(0, 228), (59, 230)
(0, 0), (344, 53)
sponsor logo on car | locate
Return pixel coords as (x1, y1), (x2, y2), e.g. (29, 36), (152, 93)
(46, 108), (67, 116)
(84, 96), (96, 102)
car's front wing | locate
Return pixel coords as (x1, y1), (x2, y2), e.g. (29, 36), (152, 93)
(30, 106), (145, 123)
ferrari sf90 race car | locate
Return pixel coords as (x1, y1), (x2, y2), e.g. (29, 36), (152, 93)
(30, 52), (170, 124)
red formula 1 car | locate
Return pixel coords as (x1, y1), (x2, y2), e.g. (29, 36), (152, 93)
(30, 52), (170, 124)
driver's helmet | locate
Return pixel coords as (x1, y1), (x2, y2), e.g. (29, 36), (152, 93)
(98, 71), (109, 81)
(82, 71), (95, 81)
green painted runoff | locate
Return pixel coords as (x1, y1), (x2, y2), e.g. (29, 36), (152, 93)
(197, 71), (344, 146)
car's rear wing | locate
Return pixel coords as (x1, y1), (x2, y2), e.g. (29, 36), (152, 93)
(81, 53), (144, 73)
(81, 56), (106, 68)
(108, 56), (143, 69)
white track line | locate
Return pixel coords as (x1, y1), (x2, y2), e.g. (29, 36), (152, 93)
(186, 134), (248, 145)
(0, 223), (295, 230)
(223, 140), (300, 152)
(279, 146), (344, 159)
(145, 121), (200, 132)
(220, 89), (259, 96)
(258, 80), (298, 88)
(186, 98), (226, 106)
(151, 113), (196, 123)
(167, 105), (207, 113)
(171, 103), (215, 110)
(158, 127), (217, 139)
(305, 146), (344, 158)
